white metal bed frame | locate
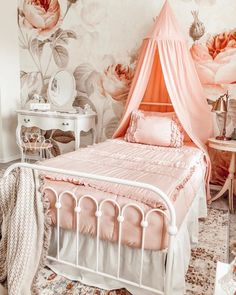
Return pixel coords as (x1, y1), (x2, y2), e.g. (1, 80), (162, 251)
(4, 162), (178, 295)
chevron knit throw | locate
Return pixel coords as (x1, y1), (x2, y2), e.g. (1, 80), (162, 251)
(0, 168), (51, 295)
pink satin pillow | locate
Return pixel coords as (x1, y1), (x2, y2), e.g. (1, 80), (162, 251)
(124, 110), (184, 148)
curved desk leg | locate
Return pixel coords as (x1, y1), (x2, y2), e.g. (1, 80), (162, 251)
(16, 123), (24, 162)
(212, 152), (235, 213)
(75, 130), (81, 150)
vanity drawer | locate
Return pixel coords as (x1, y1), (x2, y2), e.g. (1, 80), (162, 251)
(18, 114), (75, 131)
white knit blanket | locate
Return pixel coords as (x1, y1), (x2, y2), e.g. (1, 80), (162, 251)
(0, 168), (51, 295)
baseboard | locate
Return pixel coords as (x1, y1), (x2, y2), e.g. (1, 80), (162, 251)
(0, 154), (20, 164)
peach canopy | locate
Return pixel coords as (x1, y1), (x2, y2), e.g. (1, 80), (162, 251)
(113, 0), (213, 199)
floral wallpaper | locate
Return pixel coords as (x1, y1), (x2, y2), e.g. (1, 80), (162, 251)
(18, 0), (141, 147)
(190, 28), (236, 185)
(186, 0), (236, 185)
(18, 0), (236, 183)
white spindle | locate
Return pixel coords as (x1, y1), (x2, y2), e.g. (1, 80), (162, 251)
(99, 199), (122, 278)
(117, 215), (124, 278)
(165, 226), (177, 295)
(75, 205), (81, 266)
(55, 200), (61, 260)
(95, 210), (102, 272)
(139, 219), (148, 285)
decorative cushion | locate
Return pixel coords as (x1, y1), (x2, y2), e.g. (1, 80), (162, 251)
(124, 110), (184, 148)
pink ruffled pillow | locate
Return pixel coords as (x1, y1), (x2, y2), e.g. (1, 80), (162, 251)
(124, 110), (184, 148)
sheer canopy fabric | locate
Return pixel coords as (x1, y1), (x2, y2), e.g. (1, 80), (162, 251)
(113, 1), (213, 199)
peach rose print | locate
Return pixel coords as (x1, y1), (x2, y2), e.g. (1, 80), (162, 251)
(191, 31), (236, 185)
(80, 0), (106, 27)
(22, 0), (61, 33)
(74, 56), (136, 141)
(190, 30), (236, 87)
(101, 64), (134, 101)
(74, 60), (135, 102)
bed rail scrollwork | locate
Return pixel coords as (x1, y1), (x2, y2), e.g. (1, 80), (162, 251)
(3, 162), (177, 295)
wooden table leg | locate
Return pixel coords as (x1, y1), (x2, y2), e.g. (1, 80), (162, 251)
(212, 152), (235, 213)
(211, 178), (230, 202)
(228, 152), (235, 213)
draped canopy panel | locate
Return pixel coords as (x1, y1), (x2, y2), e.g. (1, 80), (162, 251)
(113, 0), (213, 199)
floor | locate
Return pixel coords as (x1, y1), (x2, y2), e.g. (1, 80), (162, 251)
(211, 189), (236, 262)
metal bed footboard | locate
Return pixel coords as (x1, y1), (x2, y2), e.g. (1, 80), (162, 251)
(4, 162), (178, 295)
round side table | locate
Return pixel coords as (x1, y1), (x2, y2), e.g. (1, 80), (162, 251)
(208, 138), (236, 213)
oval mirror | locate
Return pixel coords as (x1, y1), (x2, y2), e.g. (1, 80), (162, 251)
(47, 70), (76, 110)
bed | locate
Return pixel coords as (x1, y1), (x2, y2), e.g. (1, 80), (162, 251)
(3, 2), (213, 293)
(2, 137), (207, 295)
(34, 137), (207, 295)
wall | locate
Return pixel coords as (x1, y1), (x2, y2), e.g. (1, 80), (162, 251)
(0, 0), (21, 163)
(18, 0), (236, 183)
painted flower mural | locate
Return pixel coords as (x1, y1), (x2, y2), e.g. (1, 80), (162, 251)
(102, 64), (134, 101)
(22, 0), (61, 33)
(80, 0), (106, 27)
(74, 57), (136, 141)
(190, 30), (236, 93)
(18, 0), (80, 155)
(18, 0), (138, 153)
(18, 0), (236, 178)
(207, 31), (236, 59)
(17, 0), (236, 186)
(189, 14), (236, 186)
(18, 0), (77, 105)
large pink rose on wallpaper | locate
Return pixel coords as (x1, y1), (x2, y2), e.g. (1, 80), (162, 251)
(74, 59), (135, 102)
(22, 0), (61, 33)
(190, 30), (236, 92)
(101, 64), (134, 101)
(190, 30), (236, 186)
(73, 56), (136, 141)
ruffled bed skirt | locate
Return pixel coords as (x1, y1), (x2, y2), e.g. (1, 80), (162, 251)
(47, 180), (207, 295)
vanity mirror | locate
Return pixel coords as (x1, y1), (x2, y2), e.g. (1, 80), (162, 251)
(47, 70), (76, 111)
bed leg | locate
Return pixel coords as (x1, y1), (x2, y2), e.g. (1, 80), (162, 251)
(164, 227), (177, 295)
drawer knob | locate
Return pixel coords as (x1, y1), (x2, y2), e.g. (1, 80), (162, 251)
(62, 122), (69, 126)
(24, 118), (30, 123)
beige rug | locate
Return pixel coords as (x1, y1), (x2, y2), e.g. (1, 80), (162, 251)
(34, 208), (229, 295)
(185, 208), (229, 294)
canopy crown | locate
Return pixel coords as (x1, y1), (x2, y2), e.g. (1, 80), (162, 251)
(147, 0), (186, 41)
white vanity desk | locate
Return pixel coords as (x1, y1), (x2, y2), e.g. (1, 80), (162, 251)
(16, 109), (96, 150)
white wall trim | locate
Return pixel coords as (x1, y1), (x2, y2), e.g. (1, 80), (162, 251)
(0, 154), (20, 164)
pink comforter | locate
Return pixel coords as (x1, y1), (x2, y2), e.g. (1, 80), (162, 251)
(42, 139), (206, 250)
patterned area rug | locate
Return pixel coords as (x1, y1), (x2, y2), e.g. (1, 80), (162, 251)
(185, 208), (229, 294)
(230, 212), (236, 262)
(34, 208), (229, 295)
(36, 268), (131, 295)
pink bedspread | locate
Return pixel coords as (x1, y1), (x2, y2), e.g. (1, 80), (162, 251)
(41, 139), (206, 250)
